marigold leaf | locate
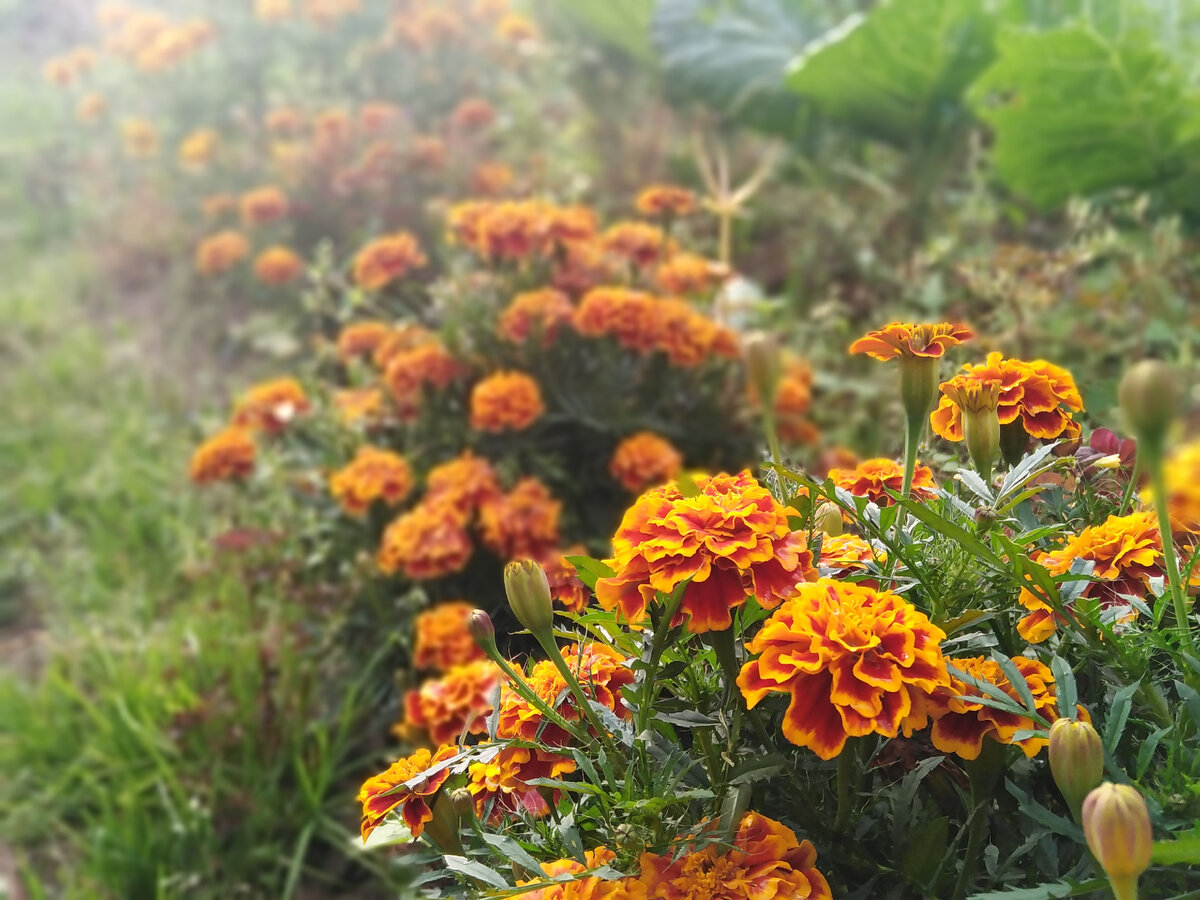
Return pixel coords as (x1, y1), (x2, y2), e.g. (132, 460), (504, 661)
(1102, 680), (1139, 755)
(444, 855), (511, 889)
(1150, 834), (1200, 865)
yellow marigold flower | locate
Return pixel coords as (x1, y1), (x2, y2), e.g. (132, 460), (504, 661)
(178, 128), (219, 170)
(495, 12), (538, 43)
(378, 500), (473, 578)
(537, 545), (590, 614)
(333, 387), (384, 427)
(471, 161), (514, 197)
(739, 579), (949, 759)
(814, 532), (877, 575)
(467, 745), (576, 824)
(609, 432), (683, 493)
(426, 452), (502, 521)
(601, 221), (673, 269)
(76, 92), (107, 123)
(239, 186), (289, 227)
(256, 0), (292, 21)
(596, 471), (817, 634)
(1018, 511), (1163, 643)
(252, 246), (305, 286)
(195, 230), (249, 275)
(121, 117), (159, 158)
(336, 321), (391, 362)
(135, 27), (193, 72)
(403, 660), (501, 746)
(357, 745), (456, 842)
(469, 371), (544, 432)
(926, 655), (1078, 760)
(353, 231), (427, 290)
(189, 427), (256, 484)
(635, 184), (696, 218)
(498, 288), (575, 346)
(414, 602), (486, 672)
(265, 106), (305, 137)
(232, 377), (310, 433)
(829, 457), (937, 506)
(478, 477), (561, 560)
(850, 321), (975, 361)
(654, 252), (724, 295)
(384, 341), (465, 419)
(329, 445), (413, 516)
(451, 96), (496, 131)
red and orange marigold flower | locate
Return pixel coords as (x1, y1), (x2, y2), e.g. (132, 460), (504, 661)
(252, 246), (305, 286)
(595, 471), (816, 634)
(378, 500), (473, 578)
(425, 452), (501, 520)
(329, 445), (414, 515)
(478, 477), (562, 560)
(609, 431), (683, 493)
(353, 231), (428, 290)
(231, 377), (310, 432)
(828, 457), (936, 506)
(336, 321), (392, 362)
(195, 230), (249, 275)
(849, 321), (975, 361)
(189, 427), (256, 484)
(357, 745), (457, 841)
(738, 579), (949, 759)
(239, 185), (290, 227)
(403, 659), (501, 746)
(498, 288), (575, 345)
(384, 341), (466, 418)
(469, 371), (544, 432)
(414, 602), (486, 672)
(467, 744), (576, 824)
(601, 221), (673, 269)
(538, 545), (591, 613)
(635, 184), (697, 218)
(655, 252), (724, 296)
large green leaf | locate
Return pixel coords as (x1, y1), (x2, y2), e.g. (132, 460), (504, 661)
(970, 20), (1200, 209)
(534, 0), (656, 63)
(784, 0), (997, 147)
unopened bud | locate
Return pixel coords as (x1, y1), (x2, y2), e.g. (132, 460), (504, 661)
(973, 506), (999, 533)
(449, 787), (475, 818)
(1119, 360), (1179, 453)
(744, 331), (781, 408)
(1049, 718), (1103, 822)
(814, 502), (843, 537)
(1082, 782), (1153, 900)
(504, 559), (554, 638)
(423, 791), (463, 854)
(468, 609), (497, 653)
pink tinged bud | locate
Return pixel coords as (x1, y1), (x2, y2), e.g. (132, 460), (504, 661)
(504, 559), (554, 638)
(468, 609), (496, 649)
(814, 502), (843, 537)
(1082, 782), (1153, 900)
(1048, 718), (1104, 820)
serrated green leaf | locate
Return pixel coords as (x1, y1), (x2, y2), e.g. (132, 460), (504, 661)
(444, 855), (511, 889)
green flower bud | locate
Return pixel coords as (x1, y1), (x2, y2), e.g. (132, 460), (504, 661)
(1082, 782), (1153, 900)
(1119, 360), (1180, 453)
(814, 502), (843, 537)
(899, 355), (940, 425)
(744, 330), (782, 409)
(504, 559), (554, 638)
(1048, 717), (1103, 822)
(449, 787), (475, 818)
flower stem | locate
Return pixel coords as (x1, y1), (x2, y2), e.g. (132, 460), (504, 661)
(833, 743), (857, 833)
(535, 633), (623, 760)
(1149, 457), (1193, 650)
(953, 740), (1004, 900)
(901, 412), (924, 503)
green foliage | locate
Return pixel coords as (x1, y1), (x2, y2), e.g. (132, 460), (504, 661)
(532, 0), (657, 62)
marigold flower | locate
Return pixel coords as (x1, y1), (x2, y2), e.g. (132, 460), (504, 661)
(359, 101), (402, 135)
(239, 186), (289, 227)
(828, 457), (936, 506)
(774, 358), (819, 445)
(479, 477), (561, 559)
(404, 660), (501, 746)
(451, 96), (496, 131)
(353, 231), (427, 290)
(329, 445), (413, 515)
(357, 745), (457, 842)
(76, 92), (107, 123)
(1018, 511), (1163, 642)
(471, 161), (515, 196)
(517, 848), (634, 899)
(574, 287), (660, 353)
(409, 134), (446, 170)
(384, 341), (465, 418)
(195, 230), (249, 275)
(232, 377), (310, 432)
(121, 117), (159, 158)
(447, 199), (564, 262)
(378, 500), (473, 579)
(178, 128), (219, 170)
(255, 0), (292, 21)
(313, 107), (353, 156)
(498, 288), (575, 345)
(814, 533), (877, 575)
(926, 656), (1066, 760)
(189, 427), (256, 484)
(495, 13), (538, 42)
(609, 432), (683, 493)
(739, 579), (948, 759)
(371, 323), (434, 369)
(391, 5), (462, 48)
(850, 322), (975, 362)
(1147, 440), (1200, 536)
(414, 602), (486, 672)
(265, 106), (305, 136)
(538, 545), (591, 613)
(655, 252), (724, 295)
(333, 321), (388, 362)
(333, 387), (384, 426)
(252, 245), (305, 286)
(467, 745), (576, 824)
(595, 471), (816, 634)
(425, 452), (502, 519)
(635, 184), (696, 218)
(653, 298), (731, 367)
(601, 221), (672, 269)
(470, 371), (544, 432)
(201, 193), (237, 220)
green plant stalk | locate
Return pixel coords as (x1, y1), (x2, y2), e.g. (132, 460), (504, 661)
(533, 632), (623, 760)
(635, 588), (686, 735)
(1147, 448), (1193, 651)
(762, 406), (784, 472)
(479, 642), (595, 749)
(900, 412), (924, 503)
(953, 740), (1004, 900)
(833, 742), (857, 833)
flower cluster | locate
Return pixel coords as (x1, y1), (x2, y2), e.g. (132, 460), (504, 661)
(609, 431), (684, 493)
(329, 446), (414, 516)
(828, 457), (937, 506)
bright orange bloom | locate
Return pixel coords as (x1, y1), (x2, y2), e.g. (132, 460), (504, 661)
(517, 848), (634, 899)
(252, 246), (305, 285)
(333, 387), (384, 426)
(425, 452), (502, 520)
(384, 341), (466, 417)
(231, 377), (310, 433)
(353, 231), (427, 290)
(414, 602), (486, 672)
(178, 128), (219, 169)
(359, 101), (402, 134)
(1018, 511), (1163, 643)
(849, 321), (975, 361)
(931, 353), (1083, 443)
(265, 106), (305, 136)
(595, 472), (817, 634)
(447, 200), (551, 262)
(329, 445), (413, 515)
(739, 580), (948, 759)
(654, 298), (739, 366)
(403, 660), (501, 746)
(601, 221), (673, 269)
(774, 358), (819, 445)
(467, 745), (575, 824)
(828, 458), (937, 506)
(635, 184), (696, 218)
(538, 545), (591, 613)
(927, 656), (1068, 760)
(378, 500), (473, 579)
(336, 321), (391, 362)
(1143, 440), (1200, 536)
(313, 108), (353, 157)
(471, 161), (514, 196)
(470, 371), (544, 432)
(814, 533), (877, 575)
(239, 186), (290, 227)
(498, 288), (575, 345)
(195, 230), (249, 275)
(655, 253), (724, 295)
(76, 92), (107, 123)
(451, 96), (496, 131)
(574, 287), (661, 353)
(610, 432), (683, 493)
(357, 745), (457, 841)
(121, 118), (159, 158)
(189, 427), (256, 484)
(478, 477), (561, 559)
(371, 323), (435, 369)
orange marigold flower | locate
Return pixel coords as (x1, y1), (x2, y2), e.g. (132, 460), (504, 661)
(333, 387), (384, 426)
(1152, 440), (1200, 536)
(538, 545), (590, 613)
(313, 107), (353, 156)
(329, 445), (413, 515)
(255, 0), (292, 21)
(471, 161), (515, 196)
(195, 230), (249, 275)
(610, 432), (683, 493)
(357, 745), (457, 842)
(253, 245), (305, 286)
(240, 185), (290, 227)
(774, 359), (820, 445)
(334, 322), (389, 363)
(498, 288), (575, 345)
(265, 106), (305, 136)
(403, 660), (501, 746)
(654, 298), (729, 367)
(384, 341), (465, 418)
(814, 533), (877, 574)
(414, 602), (486, 672)
(189, 427), (256, 484)
(574, 287), (660, 353)
(409, 134), (446, 170)
(390, 5), (462, 48)
(655, 253), (725, 295)
(178, 128), (218, 170)
(479, 477), (561, 559)
(76, 92), (107, 123)
(517, 848), (635, 899)
(378, 500), (474, 579)
(467, 744), (576, 824)
(371, 323), (434, 368)
(359, 101), (402, 135)
(121, 117), (159, 158)
(353, 231), (427, 290)
(495, 13), (538, 42)
(849, 321), (975, 361)
(447, 199), (565, 262)
(635, 184), (697, 218)
(595, 471), (817, 634)
(931, 352), (1083, 444)
(470, 371), (544, 432)
(201, 193), (237, 220)
(738, 579), (949, 759)
(1017, 511), (1163, 643)
(829, 458), (937, 506)
(426, 452), (501, 519)
(232, 377), (310, 433)
(451, 96), (496, 131)
(601, 221), (673, 269)
(927, 656), (1068, 760)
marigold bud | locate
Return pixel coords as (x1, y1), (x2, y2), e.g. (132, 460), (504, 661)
(1049, 717), (1103, 821)
(423, 791), (463, 854)
(504, 559), (554, 638)
(744, 331), (781, 408)
(1082, 782), (1153, 900)
(449, 787), (474, 817)
(468, 609), (497, 652)
(1119, 360), (1179, 452)
(814, 502), (843, 537)
(944, 379), (1001, 480)
(973, 506), (999, 533)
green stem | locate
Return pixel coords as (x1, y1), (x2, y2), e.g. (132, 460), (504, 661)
(1148, 453), (1193, 650)
(536, 634), (623, 760)
(1117, 460), (1139, 516)
(763, 407), (784, 472)
(833, 744), (857, 833)
(900, 413), (923, 502)
(953, 740), (1004, 900)
(636, 588), (686, 735)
